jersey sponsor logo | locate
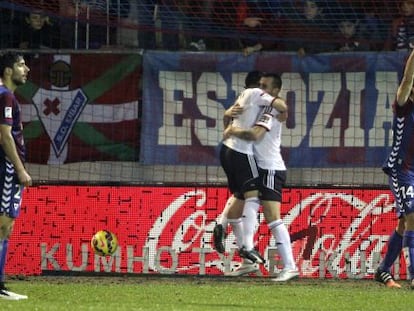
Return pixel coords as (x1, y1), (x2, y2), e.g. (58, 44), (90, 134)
(4, 107), (12, 118)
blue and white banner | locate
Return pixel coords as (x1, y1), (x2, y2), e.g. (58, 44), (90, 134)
(141, 51), (408, 167)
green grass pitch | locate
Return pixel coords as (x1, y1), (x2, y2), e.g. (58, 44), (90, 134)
(0, 275), (412, 310)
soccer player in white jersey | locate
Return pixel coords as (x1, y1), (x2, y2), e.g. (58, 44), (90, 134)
(214, 72), (262, 254)
(216, 71), (287, 265)
(223, 73), (299, 281)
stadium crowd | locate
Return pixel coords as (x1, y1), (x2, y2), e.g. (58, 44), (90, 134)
(0, 0), (411, 53)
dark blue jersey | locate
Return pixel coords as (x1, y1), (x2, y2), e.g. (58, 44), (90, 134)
(383, 98), (414, 175)
(0, 86), (26, 163)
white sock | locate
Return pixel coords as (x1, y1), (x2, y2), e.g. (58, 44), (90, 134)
(269, 219), (296, 270)
(228, 218), (244, 249)
(218, 196), (234, 228)
(242, 197), (260, 250)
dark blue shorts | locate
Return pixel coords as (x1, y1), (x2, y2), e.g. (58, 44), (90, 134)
(388, 171), (414, 218)
(0, 160), (24, 218)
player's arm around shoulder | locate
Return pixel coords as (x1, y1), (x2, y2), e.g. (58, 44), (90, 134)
(223, 125), (266, 141)
(276, 110), (288, 123)
(223, 103), (243, 128)
(271, 96), (288, 122)
(271, 97), (288, 113)
(223, 108), (274, 141)
(397, 49), (414, 106)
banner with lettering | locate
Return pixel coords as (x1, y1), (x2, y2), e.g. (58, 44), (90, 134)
(141, 51), (407, 167)
(18, 53), (141, 164)
(8, 185), (405, 279)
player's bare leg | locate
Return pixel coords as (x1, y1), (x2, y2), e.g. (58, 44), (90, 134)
(0, 216), (28, 300)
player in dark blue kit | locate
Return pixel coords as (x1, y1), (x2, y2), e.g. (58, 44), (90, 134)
(0, 52), (31, 300)
(376, 49), (414, 289)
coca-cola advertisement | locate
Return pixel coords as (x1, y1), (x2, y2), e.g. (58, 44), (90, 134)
(6, 186), (406, 279)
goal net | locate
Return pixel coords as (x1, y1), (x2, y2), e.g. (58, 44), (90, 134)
(2, 0), (410, 280)
(1, 1), (395, 50)
(0, 0), (404, 187)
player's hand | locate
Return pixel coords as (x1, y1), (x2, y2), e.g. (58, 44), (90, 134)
(17, 170), (32, 187)
(223, 126), (234, 140)
(229, 103), (243, 117)
(277, 111), (288, 122)
(243, 46), (256, 56)
(244, 17), (263, 28)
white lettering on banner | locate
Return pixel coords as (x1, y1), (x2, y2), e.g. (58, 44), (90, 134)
(41, 243), (61, 270)
(344, 72), (365, 147)
(369, 71), (398, 147)
(155, 246), (178, 274)
(66, 244), (88, 271)
(279, 72), (307, 148)
(127, 245), (149, 273)
(157, 71), (398, 148)
(194, 72), (228, 145)
(94, 250), (121, 272)
(172, 210), (206, 251)
(144, 189), (207, 272)
(39, 246), (406, 279)
(308, 72), (341, 147)
(158, 71), (193, 145)
(158, 71), (228, 146)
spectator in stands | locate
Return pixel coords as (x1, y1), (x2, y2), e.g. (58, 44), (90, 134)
(238, 0), (288, 56)
(150, 1), (187, 50)
(385, 0), (414, 51)
(207, 1), (243, 51)
(334, 14), (370, 52)
(169, 0), (209, 51)
(153, 1), (241, 51)
(357, 1), (389, 51)
(58, 0), (110, 49)
(115, 0), (196, 51)
(17, 11), (60, 49)
(127, 0), (157, 49)
(0, 8), (19, 49)
(285, 0), (335, 57)
(175, 0), (241, 51)
(111, 0), (139, 48)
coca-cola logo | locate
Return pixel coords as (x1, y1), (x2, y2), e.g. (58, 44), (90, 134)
(278, 191), (399, 278)
(142, 188), (402, 279)
(144, 189), (229, 274)
(9, 186), (405, 279)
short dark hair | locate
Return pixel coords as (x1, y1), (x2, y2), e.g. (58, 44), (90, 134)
(244, 70), (262, 88)
(262, 72), (282, 89)
(0, 52), (23, 78)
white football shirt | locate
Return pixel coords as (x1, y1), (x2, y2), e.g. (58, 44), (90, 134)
(254, 108), (286, 170)
(223, 88), (276, 155)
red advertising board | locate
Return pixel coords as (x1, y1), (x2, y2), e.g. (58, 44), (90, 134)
(7, 186), (405, 279)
